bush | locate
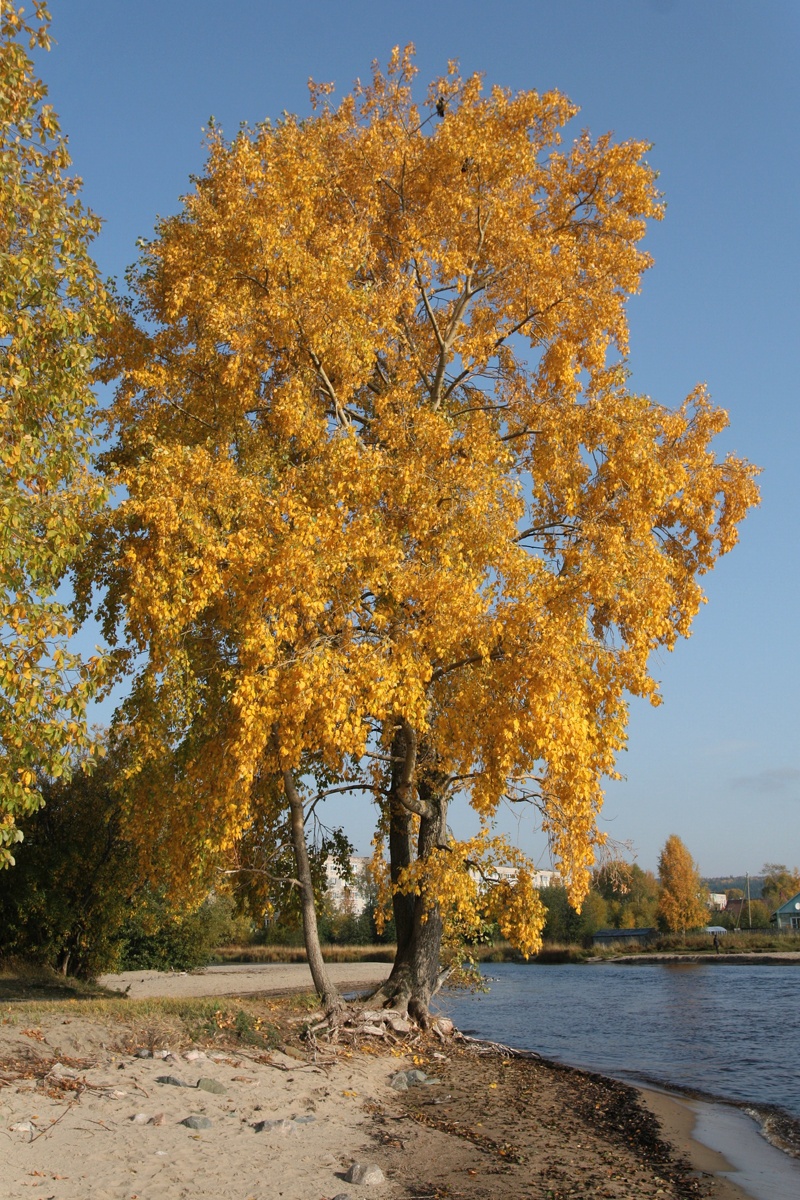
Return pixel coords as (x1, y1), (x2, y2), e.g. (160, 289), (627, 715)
(118, 893), (249, 971)
(0, 762), (138, 977)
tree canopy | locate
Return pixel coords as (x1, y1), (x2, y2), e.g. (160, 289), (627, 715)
(657, 834), (707, 936)
(0, 0), (109, 866)
(85, 49), (758, 1015)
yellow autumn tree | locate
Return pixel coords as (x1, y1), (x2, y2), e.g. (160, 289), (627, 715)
(87, 49), (758, 1018)
(0, 1), (109, 866)
(657, 834), (707, 937)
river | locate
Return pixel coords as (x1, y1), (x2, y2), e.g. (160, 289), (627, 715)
(438, 961), (800, 1135)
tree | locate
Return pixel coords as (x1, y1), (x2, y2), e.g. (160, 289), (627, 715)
(657, 835), (707, 937)
(595, 861), (659, 929)
(0, 755), (137, 976)
(0, 1), (109, 866)
(86, 50), (758, 1020)
(0, 741), (251, 977)
(760, 863), (800, 913)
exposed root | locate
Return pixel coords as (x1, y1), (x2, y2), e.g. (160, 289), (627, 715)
(300, 1000), (455, 1048)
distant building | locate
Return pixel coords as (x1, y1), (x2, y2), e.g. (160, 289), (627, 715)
(467, 864), (559, 890)
(325, 855), (371, 914)
(771, 892), (800, 930)
(707, 892), (728, 910)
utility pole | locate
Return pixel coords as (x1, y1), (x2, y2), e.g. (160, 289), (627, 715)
(746, 871), (752, 929)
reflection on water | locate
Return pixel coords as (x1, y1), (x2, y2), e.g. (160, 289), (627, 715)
(437, 963), (800, 1118)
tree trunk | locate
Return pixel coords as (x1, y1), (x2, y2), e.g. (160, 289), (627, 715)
(373, 770), (449, 1027)
(388, 723), (416, 962)
(283, 769), (344, 1018)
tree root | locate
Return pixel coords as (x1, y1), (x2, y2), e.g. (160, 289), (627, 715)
(300, 1000), (455, 1048)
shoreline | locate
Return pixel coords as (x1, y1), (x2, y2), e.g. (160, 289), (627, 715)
(101, 962), (800, 1197)
(636, 1085), (800, 1200)
(2, 962), (798, 1198)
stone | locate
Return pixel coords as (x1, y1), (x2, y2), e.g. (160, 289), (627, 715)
(180, 1115), (212, 1130)
(360, 1024), (386, 1036)
(134, 1048), (153, 1058)
(10, 1122), (34, 1133)
(345, 1162), (385, 1186)
(130, 1113), (149, 1124)
(156, 1074), (189, 1087)
(252, 1117), (294, 1133)
(391, 1068), (428, 1090)
(433, 1017), (454, 1036)
(387, 1016), (411, 1034)
(184, 1049), (207, 1062)
(148, 1112), (166, 1126)
(332, 1195), (351, 1200)
(196, 1077), (225, 1093)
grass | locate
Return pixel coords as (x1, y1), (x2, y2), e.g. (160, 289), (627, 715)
(642, 930), (800, 954)
(212, 942), (396, 964)
(0, 960), (321, 1054)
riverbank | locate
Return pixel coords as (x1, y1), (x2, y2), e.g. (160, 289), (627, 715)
(0, 963), (770, 1200)
(0, 1014), (748, 1200)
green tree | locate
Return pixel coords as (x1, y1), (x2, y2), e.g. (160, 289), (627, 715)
(0, 1), (109, 866)
(761, 863), (800, 913)
(596, 862), (660, 929)
(0, 757), (137, 976)
(657, 835), (707, 937)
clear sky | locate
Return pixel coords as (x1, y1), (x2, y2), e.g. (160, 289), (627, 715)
(35, 0), (799, 878)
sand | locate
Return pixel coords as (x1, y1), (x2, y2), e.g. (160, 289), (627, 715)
(97, 961), (391, 1001)
(1, 963), (793, 1200)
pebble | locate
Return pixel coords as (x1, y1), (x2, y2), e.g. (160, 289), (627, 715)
(196, 1077), (225, 1094)
(134, 1048), (153, 1058)
(184, 1050), (207, 1062)
(130, 1113), (149, 1124)
(156, 1075), (189, 1088)
(253, 1117), (294, 1133)
(180, 1115), (212, 1130)
(345, 1162), (385, 1185)
(10, 1122), (34, 1133)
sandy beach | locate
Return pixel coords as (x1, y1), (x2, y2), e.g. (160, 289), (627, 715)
(1, 963), (792, 1200)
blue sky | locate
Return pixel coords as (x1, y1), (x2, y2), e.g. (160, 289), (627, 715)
(37, 0), (798, 878)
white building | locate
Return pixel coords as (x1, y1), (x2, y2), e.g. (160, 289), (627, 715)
(325, 855), (371, 914)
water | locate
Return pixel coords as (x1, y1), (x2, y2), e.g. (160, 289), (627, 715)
(437, 961), (800, 1121)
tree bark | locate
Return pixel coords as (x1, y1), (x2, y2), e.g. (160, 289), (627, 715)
(283, 769), (344, 1018)
(387, 722), (416, 962)
(373, 751), (449, 1026)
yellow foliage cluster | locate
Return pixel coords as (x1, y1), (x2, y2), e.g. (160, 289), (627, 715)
(86, 50), (758, 952)
(0, 2), (110, 864)
(657, 833), (708, 935)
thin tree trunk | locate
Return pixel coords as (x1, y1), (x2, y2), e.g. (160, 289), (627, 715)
(283, 769), (344, 1018)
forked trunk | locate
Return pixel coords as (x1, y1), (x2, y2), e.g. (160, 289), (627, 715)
(372, 765), (449, 1027)
(284, 770), (345, 1018)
